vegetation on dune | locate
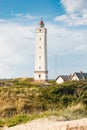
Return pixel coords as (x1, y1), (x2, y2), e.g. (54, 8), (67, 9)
(0, 78), (87, 127)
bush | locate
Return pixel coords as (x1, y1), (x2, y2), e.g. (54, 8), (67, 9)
(7, 114), (29, 127)
(0, 120), (4, 127)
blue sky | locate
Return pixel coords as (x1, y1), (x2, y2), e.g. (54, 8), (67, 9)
(0, 0), (63, 18)
(0, 0), (87, 79)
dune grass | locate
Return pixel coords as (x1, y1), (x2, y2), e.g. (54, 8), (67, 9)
(0, 78), (87, 127)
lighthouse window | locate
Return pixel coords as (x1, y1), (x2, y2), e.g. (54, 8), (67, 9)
(39, 56), (41, 59)
(39, 66), (41, 69)
(39, 74), (41, 78)
(39, 46), (41, 49)
(39, 29), (41, 32)
(40, 38), (41, 40)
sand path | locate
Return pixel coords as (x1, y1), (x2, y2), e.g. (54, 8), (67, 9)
(3, 118), (87, 130)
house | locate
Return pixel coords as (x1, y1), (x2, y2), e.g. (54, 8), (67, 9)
(70, 72), (87, 81)
(56, 75), (70, 84)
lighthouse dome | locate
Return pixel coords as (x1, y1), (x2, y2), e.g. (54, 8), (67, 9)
(39, 20), (44, 28)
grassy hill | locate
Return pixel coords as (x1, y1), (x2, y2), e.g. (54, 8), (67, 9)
(0, 78), (87, 127)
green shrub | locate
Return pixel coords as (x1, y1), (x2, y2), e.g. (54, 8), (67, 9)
(0, 120), (5, 127)
(7, 114), (29, 127)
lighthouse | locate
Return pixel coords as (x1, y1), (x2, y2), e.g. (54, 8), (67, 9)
(34, 20), (48, 81)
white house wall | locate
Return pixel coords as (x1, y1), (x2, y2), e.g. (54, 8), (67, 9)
(71, 74), (79, 81)
(56, 77), (64, 84)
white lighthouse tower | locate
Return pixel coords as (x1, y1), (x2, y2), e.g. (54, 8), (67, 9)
(34, 20), (48, 81)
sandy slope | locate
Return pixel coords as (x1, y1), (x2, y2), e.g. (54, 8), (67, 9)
(3, 118), (87, 130)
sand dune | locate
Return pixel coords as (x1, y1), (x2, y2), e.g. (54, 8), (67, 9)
(3, 118), (87, 130)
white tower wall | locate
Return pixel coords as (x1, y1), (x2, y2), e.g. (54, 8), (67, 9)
(34, 21), (48, 81)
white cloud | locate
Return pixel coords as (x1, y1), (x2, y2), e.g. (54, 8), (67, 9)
(0, 22), (35, 78)
(25, 13), (34, 20)
(75, 45), (87, 51)
(47, 23), (87, 54)
(61, 0), (86, 13)
(55, 0), (87, 26)
(0, 19), (6, 22)
(12, 13), (34, 20)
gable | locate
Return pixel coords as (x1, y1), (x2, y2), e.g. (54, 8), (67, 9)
(56, 75), (70, 84)
(71, 74), (79, 81)
(56, 77), (64, 84)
